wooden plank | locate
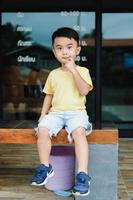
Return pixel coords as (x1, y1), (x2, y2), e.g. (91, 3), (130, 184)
(0, 129), (118, 144)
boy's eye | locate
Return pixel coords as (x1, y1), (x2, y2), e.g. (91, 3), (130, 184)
(68, 46), (72, 49)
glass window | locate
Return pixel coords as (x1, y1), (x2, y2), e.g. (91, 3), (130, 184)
(0, 12), (95, 126)
(102, 13), (133, 129)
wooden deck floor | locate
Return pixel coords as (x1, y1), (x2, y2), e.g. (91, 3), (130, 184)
(118, 139), (133, 200)
(0, 139), (133, 200)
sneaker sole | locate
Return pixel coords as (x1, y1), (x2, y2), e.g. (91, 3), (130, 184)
(31, 170), (54, 186)
(72, 190), (90, 196)
(72, 180), (91, 196)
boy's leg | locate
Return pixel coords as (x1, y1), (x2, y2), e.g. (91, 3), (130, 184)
(31, 113), (64, 186)
(72, 127), (91, 196)
(37, 127), (51, 166)
(31, 127), (54, 186)
(72, 127), (89, 173)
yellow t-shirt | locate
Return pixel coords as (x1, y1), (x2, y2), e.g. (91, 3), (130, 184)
(43, 66), (93, 112)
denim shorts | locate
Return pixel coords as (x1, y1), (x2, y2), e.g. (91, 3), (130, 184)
(35, 111), (92, 142)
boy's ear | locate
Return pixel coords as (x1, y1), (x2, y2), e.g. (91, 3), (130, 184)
(52, 48), (55, 54)
(52, 48), (56, 56)
(76, 46), (81, 55)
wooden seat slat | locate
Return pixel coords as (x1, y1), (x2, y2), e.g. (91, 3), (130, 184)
(0, 129), (118, 144)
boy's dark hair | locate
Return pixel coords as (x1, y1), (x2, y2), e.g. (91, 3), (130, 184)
(52, 27), (79, 46)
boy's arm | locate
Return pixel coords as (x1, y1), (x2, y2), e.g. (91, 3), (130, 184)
(71, 69), (92, 96)
(64, 58), (92, 96)
(38, 94), (53, 122)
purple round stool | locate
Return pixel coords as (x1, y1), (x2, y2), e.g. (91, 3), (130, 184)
(45, 146), (75, 191)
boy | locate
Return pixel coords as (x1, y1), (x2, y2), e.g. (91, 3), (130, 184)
(31, 27), (93, 196)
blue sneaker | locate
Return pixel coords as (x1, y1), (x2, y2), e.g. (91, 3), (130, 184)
(31, 164), (54, 186)
(72, 172), (91, 196)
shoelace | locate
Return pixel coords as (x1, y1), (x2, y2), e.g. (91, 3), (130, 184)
(33, 167), (48, 181)
(76, 173), (89, 184)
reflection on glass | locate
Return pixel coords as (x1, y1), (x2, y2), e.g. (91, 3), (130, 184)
(102, 13), (133, 128)
(0, 12), (95, 124)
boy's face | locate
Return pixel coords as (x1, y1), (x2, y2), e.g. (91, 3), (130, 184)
(53, 37), (81, 66)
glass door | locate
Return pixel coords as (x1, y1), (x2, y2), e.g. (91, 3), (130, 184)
(0, 12), (95, 127)
(102, 13), (133, 131)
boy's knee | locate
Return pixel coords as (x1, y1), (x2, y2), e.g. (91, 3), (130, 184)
(72, 127), (85, 138)
(38, 127), (50, 138)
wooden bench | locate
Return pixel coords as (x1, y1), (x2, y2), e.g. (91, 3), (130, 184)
(0, 128), (118, 144)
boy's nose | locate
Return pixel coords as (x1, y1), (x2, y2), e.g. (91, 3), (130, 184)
(62, 48), (68, 54)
